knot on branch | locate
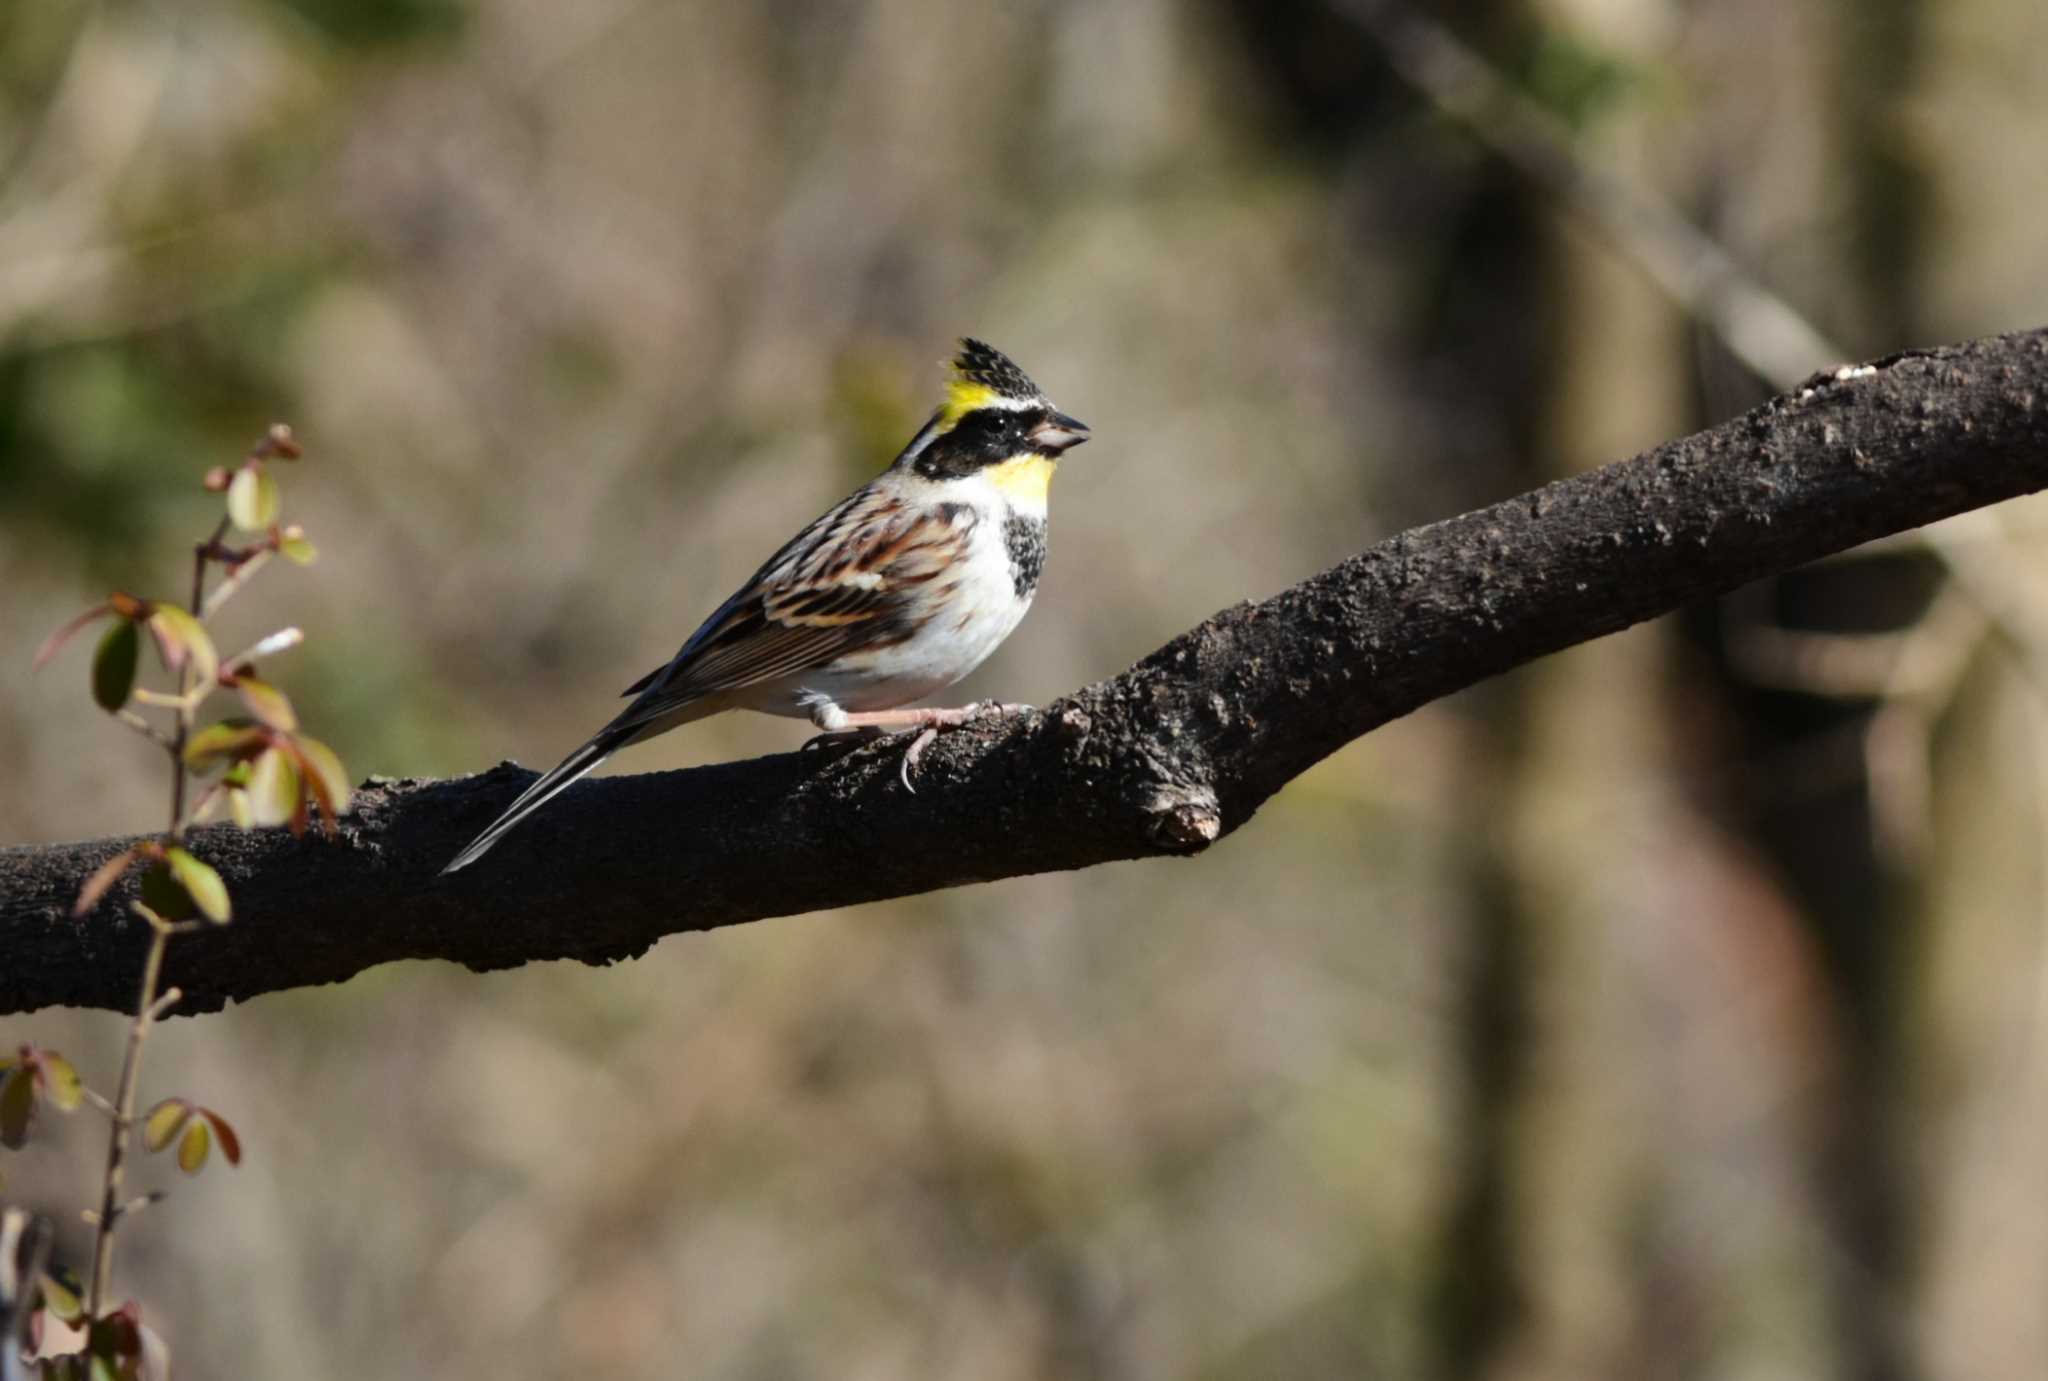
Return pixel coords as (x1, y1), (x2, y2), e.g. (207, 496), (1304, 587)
(1138, 784), (1222, 853)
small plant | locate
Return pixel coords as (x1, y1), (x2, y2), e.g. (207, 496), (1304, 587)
(4, 426), (349, 1379)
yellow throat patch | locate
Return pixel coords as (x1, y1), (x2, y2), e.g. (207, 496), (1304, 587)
(984, 453), (1057, 504)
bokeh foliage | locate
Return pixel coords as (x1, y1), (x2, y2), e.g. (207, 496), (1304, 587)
(7, 0), (2048, 1378)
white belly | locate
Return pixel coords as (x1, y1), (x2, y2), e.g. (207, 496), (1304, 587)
(735, 506), (1036, 718)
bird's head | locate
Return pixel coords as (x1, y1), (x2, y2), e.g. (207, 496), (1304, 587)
(893, 339), (1089, 501)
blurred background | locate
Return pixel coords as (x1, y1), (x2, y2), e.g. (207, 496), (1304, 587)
(4, 0), (2048, 1376)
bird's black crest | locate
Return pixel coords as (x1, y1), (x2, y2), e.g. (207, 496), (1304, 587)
(952, 338), (1042, 401)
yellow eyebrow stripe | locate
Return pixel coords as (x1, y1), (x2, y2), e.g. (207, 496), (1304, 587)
(939, 380), (1001, 429)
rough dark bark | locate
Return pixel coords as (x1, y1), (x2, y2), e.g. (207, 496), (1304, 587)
(6, 328), (2048, 1017)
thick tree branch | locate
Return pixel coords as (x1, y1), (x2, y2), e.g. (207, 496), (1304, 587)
(7, 328), (2048, 1016)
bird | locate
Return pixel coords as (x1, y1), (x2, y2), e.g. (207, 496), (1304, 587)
(440, 338), (1090, 874)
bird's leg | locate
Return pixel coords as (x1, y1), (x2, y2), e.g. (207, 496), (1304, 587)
(804, 701), (1033, 790)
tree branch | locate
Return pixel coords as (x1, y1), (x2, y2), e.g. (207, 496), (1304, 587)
(7, 328), (2048, 1016)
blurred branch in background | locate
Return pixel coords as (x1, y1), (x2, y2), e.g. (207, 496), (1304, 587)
(1335, 0), (1841, 387)
(6, 326), (2046, 1017)
(1332, 4), (2044, 1377)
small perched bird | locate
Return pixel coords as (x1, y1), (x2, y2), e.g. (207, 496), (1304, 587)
(441, 338), (1090, 874)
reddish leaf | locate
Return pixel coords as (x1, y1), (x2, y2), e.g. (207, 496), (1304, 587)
(198, 1107), (241, 1166)
(106, 591), (150, 621)
(88, 1307), (142, 1370)
(292, 735), (352, 824)
(232, 676), (297, 731)
(32, 604), (111, 673)
(73, 847), (139, 916)
(163, 847), (230, 923)
(91, 619), (139, 712)
(182, 721), (268, 772)
(202, 465), (231, 492)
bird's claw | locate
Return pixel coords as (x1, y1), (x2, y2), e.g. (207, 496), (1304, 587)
(895, 702), (1034, 792)
(899, 727), (939, 793)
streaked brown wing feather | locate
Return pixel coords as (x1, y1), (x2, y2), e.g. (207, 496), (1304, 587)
(608, 488), (975, 732)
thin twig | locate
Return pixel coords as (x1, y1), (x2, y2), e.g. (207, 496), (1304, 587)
(169, 517), (228, 831)
(84, 924), (168, 1316)
(1333, 0), (1843, 385)
(114, 708), (174, 747)
(199, 548), (270, 622)
(84, 510), (221, 1317)
(220, 626), (303, 675)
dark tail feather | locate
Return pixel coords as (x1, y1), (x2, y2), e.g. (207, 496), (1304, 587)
(440, 728), (630, 875)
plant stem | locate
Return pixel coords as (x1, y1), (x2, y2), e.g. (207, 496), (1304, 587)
(88, 519), (223, 1316)
(84, 924), (169, 1316)
(167, 522), (224, 831)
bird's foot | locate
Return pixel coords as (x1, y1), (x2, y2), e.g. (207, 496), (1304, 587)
(802, 701), (1034, 789)
(895, 701), (1033, 793)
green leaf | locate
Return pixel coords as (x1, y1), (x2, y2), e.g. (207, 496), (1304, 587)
(226, 465), (280, 531)
(227, 787), (254, 830)
(198, 1107), (242, 1166)
(245, 747), (301, 828)
(145, 605), (218, 687)
(0, 1066), (34, 1148)
(182, 721), (268, 772)
(233, 676), (297, 731)
(91, 619), (139, 712)
(293, 735), (353, 822)
(39, 1052), (82, 1111)
(39, 1268), (84, 1324)
(138, 862), (196, 922)
(279, 534), (317, 565)
(142, 1099), (191, 1153)
(163, 847), (229, 923)
(176, 1116), (211, 1173)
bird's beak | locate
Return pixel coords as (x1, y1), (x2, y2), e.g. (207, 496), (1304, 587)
(1031, 411), (1091, 454)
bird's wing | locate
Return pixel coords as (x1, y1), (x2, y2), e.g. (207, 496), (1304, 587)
(442, 485), (973, 874)
(609, 485), (976, 732)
